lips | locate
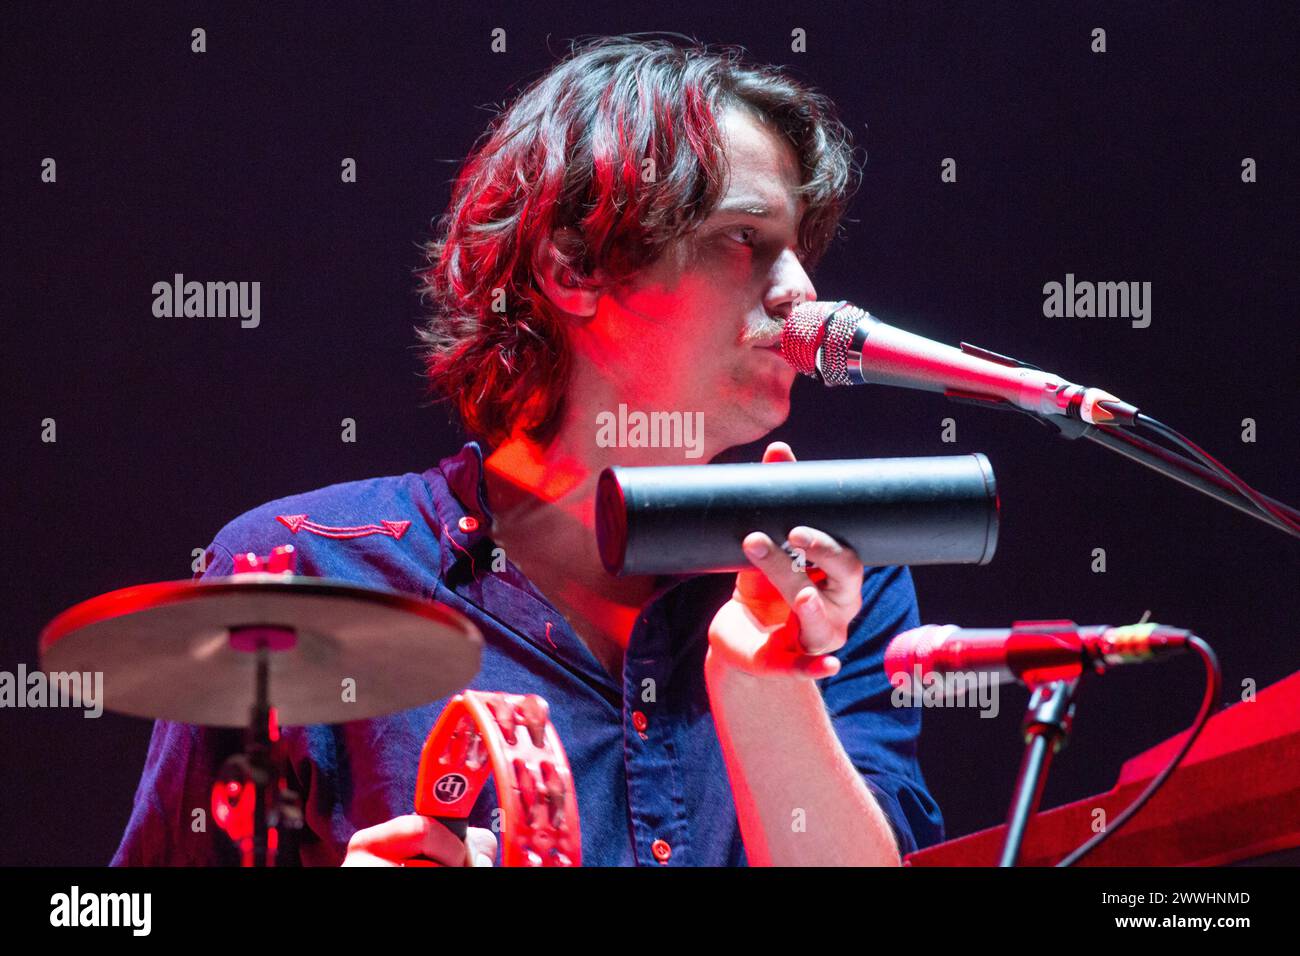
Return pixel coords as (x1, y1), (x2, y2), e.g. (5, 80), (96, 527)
(753, 343), (791, 368)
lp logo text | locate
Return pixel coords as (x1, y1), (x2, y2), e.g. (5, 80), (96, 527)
(433, 773), (469, 803)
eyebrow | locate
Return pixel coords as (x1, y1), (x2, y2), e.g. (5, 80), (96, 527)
(711, 198), (776, 218)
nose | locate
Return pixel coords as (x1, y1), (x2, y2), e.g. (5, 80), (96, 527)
(764, 249), (817, 323)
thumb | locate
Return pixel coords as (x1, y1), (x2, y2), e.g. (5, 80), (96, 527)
(761, 441), (797, 464)
(464, 826), (498, 867)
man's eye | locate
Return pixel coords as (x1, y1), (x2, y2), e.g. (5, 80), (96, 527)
(724, 225), (758, 246)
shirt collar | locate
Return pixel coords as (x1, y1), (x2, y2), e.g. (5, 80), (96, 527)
(431, 439), (708, 602)
(437, 440), (493, 524)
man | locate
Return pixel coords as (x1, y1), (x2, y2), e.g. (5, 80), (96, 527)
(113, 36), (943, 867)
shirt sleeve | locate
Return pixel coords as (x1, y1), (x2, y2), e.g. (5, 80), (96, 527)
(818, 564), (945, 857)
(110, 543), (245, 866)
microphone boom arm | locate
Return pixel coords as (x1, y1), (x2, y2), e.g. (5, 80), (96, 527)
(1044, 414), (1300, 538)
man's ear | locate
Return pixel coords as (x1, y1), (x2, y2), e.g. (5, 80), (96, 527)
(531, 228), (601, 317)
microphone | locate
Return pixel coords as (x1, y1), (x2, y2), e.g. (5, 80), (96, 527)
(884, 620), (1192, 689)
(783, 300), (1140, 427)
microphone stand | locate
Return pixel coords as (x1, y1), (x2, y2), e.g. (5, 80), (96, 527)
(948, 393), (1300, 537)
(1051, 416), (1298, 535)
(942, 393), (1281, 865)
(962, 402), (1284, 864)
(999, 677), (1080, 867)
(943, 364), (1291, 864)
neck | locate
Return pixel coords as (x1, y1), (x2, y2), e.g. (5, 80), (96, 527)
(480, 409), (717, 674)
(482, 393), (729, 530)
(481, 420), (649, 604)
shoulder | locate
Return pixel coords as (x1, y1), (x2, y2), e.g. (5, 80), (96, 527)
(201, 470), (452, 595)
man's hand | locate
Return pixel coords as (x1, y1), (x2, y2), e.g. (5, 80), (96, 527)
(341, 814), (497, 867)
(707, 441), (865, 681)
(704, 443), (901, 864)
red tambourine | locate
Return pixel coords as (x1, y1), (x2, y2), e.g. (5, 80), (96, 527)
(413, 690), (581, 867)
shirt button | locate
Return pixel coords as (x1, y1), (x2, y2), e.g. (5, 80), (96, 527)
(458, 515), (480, 533)
(632, 710), (648, 733)
(651, 839), (672, 864)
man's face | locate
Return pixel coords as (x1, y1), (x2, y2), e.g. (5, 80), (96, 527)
(579, 105), (818, 457)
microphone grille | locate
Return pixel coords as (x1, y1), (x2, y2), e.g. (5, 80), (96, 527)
(782, 301), (836, 376)
(784, 300), (869, 385)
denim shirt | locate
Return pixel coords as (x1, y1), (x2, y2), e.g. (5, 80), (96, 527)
(111, 441), (943, 866)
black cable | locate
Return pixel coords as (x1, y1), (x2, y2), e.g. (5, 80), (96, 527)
(1056, 635), (1221, 867)
(1136, 413), (1300, 538)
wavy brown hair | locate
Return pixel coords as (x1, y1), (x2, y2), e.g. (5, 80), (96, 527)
(416, 35), (860, 449)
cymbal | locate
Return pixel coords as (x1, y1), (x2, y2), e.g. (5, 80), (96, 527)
(39, 574), (483, 727)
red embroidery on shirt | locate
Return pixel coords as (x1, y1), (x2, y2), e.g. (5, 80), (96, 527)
(276, 514), (411, 540)
(440, 521), (476, 578)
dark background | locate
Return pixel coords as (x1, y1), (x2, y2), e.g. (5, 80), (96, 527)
(4, 2), (1297, 865)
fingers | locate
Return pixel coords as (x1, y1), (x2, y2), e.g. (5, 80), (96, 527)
(788, 648), (843, 680)
(752, 617), (843, 678)
(741, 526), (862, 655)
(710, 601), (840, 678)
(761, 441), (797, 464)
(754, 447), (860, 591)
(342, 816), (496, 868)
(339, 849), (393, 867)
(732, 442), (802, 621)
(786, 526), (864, 608)
(740, 527), (853, 612)
(464, 827), (498, 867)
(789, 584), (841, 655)
(714, 442), (863, 674)
(734, 534), (792, 616)
(344, 814), (469, 867)
(740, 532), (799, 601)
